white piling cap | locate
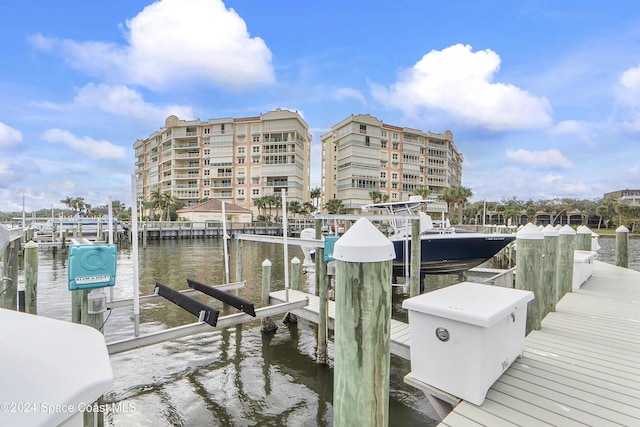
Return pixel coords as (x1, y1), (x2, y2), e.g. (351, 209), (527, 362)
(291, 256), (300, 264)
(516, 222), (544, 240)
(577, 225), (592, 234)
(542, 224), (559, 237)
(616, 225), (629, 233)
(262, 259), (272, 267)
(333, 217), (395, 262)
(559, 225), (576, 235)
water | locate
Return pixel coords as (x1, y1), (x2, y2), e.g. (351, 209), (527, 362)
(34, 238), (438, 426)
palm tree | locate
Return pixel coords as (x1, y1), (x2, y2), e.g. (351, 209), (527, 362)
(302, 201), (315, 217)
(595, 205), (609, 230)
(60, 196), (74, 211)
(149, 189), (165, 221)
(413, 186), (431, 200)
(324, 198), (345, 214)
(310, 187), (321, 213)
(368, 190), (388, 204)
(253, 196), (267, 219)
(287, 201), (302, 218)
(440, 187), (458, 222)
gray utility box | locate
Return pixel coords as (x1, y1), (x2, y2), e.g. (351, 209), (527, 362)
(402, 282), (534, 406)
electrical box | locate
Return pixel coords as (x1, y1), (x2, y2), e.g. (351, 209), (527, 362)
(402, 282), (534, 406)
(324, 236), (339, 261)
(68, 244), (117, 290)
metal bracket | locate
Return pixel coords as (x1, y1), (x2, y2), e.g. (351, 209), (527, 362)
(154, 283), (219, 326)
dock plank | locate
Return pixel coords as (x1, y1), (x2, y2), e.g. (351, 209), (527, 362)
(438, 261), (640, 426)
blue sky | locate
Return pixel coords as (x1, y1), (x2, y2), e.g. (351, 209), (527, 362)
(2, 0), (640, 213)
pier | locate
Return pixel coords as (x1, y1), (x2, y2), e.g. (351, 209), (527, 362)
(271, 260), (640, 425)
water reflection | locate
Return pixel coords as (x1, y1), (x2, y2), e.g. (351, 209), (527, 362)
(36, 238), (437, 426)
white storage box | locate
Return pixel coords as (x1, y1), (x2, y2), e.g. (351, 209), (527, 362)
(402, 282), (534, 405)
(572, 250), (597, 290)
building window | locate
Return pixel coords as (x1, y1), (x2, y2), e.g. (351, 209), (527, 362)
(360, 124), (367, 134)
(252, 146), (260, 153)
(393, 132), (399, 140)
(204, 159), (210, 165)
(237, 178), (245, 185)
(380, 172), (386, 178)
(392, 173), (398, 180)
(204, 179), (210, 186)
(392, 183), (398, 189)
(392, 143), (399, 150)
(204, 190), (210, 196)
(252, 177), (260, 184)
(221, 124), (225, 134)
(204, 169), (210, 176)
(238, 189), (245, 196)
(381, 130), (387, 137)
(252, 188), (260, 195)
(381, 141), (387, 148)
(392, 153), (398, 160)
(204, 128), (210, 134)
(252, 135), (260, 142)
(238, 147), (245, 154)
(238, 158), (245, 164)
(252, 157), (260, 163)
(365, 136), (370, 146)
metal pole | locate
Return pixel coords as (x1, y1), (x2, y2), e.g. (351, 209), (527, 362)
(131, 174), (140, 337)
(282, 189), (290, 302)
(222, 202), (230, 284)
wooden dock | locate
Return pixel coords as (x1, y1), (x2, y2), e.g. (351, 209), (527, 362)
(438, 260), (640, 426)
(271, 260), (640, 426)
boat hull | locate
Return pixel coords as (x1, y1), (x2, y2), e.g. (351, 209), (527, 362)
(391, 233), (515, 275)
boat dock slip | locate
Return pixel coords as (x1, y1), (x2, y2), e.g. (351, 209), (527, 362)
(271, 260), (640, 425)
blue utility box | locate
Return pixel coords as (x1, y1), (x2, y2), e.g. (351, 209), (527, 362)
(324, 236), (339, 261)
(68, 244), (117, 290)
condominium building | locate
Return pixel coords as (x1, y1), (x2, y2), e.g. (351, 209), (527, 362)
(320, 114), (463, 213)
(134, 109), (311, 218)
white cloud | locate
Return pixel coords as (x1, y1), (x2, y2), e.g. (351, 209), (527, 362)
(32, 0), (274, 90)
(616, 65), (640, 105)
(551, 120), (596, 148)
(333, 87), (367, 105)
(74, 83), (193, 121)
(370, 44), (553, 131)
(505, 148), (573, 169)
(48, 180), (76, 193)
(41, 129), (127, 160)
(0, 122), (23, 149)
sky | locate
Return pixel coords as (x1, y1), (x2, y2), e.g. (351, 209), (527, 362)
(1, 0), (640, 213)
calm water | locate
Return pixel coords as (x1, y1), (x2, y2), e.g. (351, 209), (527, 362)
(34, 238), (438, 426)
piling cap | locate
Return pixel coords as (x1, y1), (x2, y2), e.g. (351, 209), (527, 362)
(542, 224), (559, 237)
(559, 225), (576, 235)
(577, 225), (592, 234)
(333, 217), (395, 262)
(616, 225), (629, 233)
(516, 223), (544, 240)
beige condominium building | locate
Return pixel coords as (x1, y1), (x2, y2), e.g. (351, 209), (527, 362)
(320, 114), (463, 213)
(134, 108), (311, 218)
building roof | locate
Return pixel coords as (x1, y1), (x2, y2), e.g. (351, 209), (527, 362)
(177, 199), (253, 214)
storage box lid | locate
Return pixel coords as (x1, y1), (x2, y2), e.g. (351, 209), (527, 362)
(402, 282), (534, 328)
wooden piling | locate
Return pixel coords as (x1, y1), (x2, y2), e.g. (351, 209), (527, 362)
(557, 225), (576, 301)
(410, 218), (421, 297)
(515, 223), (544, 334)
(1, 239), (19, 310)
(332, 218), (395, 427)
(576, 225), (592, 251)
(615, 225), (629, 268)
(316, 247), (328, 365)
(290, 256), (300, 291)
(542, 225), (559, 314)
(235, 238), (244, 282)
(24, 240), (38, 315)
(261, 259), (277, 333)
(142, 223), (148, 248)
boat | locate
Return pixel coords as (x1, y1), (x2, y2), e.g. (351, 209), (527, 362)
(361, 196), (515, 275)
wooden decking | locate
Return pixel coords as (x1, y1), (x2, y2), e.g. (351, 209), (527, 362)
(271, 260), (640, 426)
(439, 260), (640, 426)
(269, 289), (411, 360)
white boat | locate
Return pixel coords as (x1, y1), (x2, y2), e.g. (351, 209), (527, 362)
(362, 196), (515, 275)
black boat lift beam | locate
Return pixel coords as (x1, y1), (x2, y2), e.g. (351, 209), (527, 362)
(154, 282), (219, 326)
(187, 278), (256, 317)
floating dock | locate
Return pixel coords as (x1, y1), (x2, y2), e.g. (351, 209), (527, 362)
(271, 260), (640, 425)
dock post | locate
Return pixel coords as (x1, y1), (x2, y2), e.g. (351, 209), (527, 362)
(283, 257), (301, 324)
(290, 256), (300, 291)
(142, 223), (147, 249)
(24, 240), (38, 315)
(542, 225), (559, 313)
(61, 230), (67, 251)
(261, 259), (277, 333)
(235, 238), (244, 282)
(314, 219), (322, 297)
(332, 218), (395, 427)
(1, 239), (19, 310)
(410, 218), (421, 297)
(515, 223), (544, 334)
(556, 225), (576, 301)
(316, 247), (328, 364)
(576, 225), (592, 251)
(615, 225), (629, 268)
